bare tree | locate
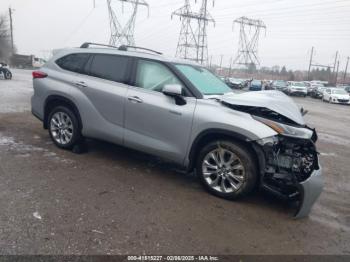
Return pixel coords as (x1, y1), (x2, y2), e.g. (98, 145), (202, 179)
(0, 14), (12, 62)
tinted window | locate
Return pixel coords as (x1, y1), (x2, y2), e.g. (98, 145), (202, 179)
(136, 60), (183, 93)
(89, 54), (129, 83)
(56, 53), (90, 74)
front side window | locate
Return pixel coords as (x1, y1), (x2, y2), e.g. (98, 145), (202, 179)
(293, 82), (306, 87)
(136, 60), (183, 93)
(56, 53), (90, 74)
(175, 64), (231, 95)
(89, 54), (129, 83)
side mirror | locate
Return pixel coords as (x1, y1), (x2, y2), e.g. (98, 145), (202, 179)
(162, 84), (186, 106)
(162, 84), (183, 96)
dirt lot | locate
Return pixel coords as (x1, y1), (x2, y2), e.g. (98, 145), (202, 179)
(0, 69), (349, 255)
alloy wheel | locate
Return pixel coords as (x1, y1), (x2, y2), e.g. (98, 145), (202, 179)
(201, 145), (246, 194)
(50, 112), (74, 145)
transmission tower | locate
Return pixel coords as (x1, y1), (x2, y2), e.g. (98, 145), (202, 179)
(172, 0), (215, 65)
(107, 0), (148, 47)
(232, 16), (266, 68)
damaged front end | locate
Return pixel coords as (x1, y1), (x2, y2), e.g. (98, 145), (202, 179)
(221, 98), (323, 218)
(255, 134), (323, 218)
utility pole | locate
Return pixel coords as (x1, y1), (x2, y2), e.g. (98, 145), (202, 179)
(335, 60), (340, 86)
(107, 0), (149, 47)
(228, 57), (233, 77)
(232, 16), (266, 69)
(333, 51), (338, 75)
(307, 47), (338, 84)
(307, 46), (314, 81)
(172, 0), (215, 65)
(8, 7), (14, 54)
(343, 56), (349, 84)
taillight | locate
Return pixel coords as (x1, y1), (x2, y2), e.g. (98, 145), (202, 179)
(32, 71), (48, 79)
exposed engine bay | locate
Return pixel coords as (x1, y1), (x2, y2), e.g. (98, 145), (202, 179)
(220, 92), (323, 218)
(258, 135), (319, 201)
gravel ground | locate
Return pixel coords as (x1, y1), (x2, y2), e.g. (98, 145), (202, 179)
(0, 69), (349, 255)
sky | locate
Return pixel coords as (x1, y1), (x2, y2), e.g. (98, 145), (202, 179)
(0, 0), (350, 70)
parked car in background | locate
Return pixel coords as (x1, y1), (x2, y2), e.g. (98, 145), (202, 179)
(342, 85), (350, 94)
(322, 88), (350, 104)
(249, 80), (263, 91)
(309, 86), (326, 99)
(225, 78), (246, 89)
(308, 83), (324, 95)
(272, 80), (288, 92)
(287, 82), (307, 97)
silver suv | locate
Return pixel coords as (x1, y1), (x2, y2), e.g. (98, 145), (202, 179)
(31, 43), (323, 218)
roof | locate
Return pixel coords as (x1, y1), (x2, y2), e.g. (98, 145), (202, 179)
(51, 46), (199, 66)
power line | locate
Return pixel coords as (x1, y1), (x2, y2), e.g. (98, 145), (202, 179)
(232, 16), (266, 68)
(171, 0), (215, 65)
(107, 0), (149, 47)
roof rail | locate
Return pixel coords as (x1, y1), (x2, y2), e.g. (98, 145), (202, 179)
(118, 45), (162, 55)
(80, 42), (117, 49)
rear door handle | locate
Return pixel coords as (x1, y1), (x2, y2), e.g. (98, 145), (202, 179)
(74, 81), (87, 88)
(128, 96), (143, 103)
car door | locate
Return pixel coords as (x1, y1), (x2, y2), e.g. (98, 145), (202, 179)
(124, 59), (197, 164)
(324, 88), (331, 100)
(79, 53), (132, 144)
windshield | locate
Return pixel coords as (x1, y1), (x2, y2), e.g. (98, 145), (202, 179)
(175, 64), (232, 95)
(292, 82), (306, 87)
(332, 89), (347, 94)
(275, 81), (287, 87)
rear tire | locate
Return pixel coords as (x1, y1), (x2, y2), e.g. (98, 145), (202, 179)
(196, 140), (258, 200)
(47, 106), (82, 150)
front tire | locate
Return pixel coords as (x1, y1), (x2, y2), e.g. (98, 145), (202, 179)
(48, 106), (81, 149)
(4, 70), (12, 80)
(196, 140), (258, 200)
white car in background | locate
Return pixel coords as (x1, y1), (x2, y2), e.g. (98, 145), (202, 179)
(322, 88), (350, 104)
(287, 81), (307, 97)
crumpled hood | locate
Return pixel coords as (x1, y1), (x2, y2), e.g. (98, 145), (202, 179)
(221, 91), (305, 125)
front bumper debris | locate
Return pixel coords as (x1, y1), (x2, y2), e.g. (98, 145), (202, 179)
(295, 163), (323, 218)
(256, 131), (323, 218)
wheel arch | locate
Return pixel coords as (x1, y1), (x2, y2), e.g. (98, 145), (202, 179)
(43, 95), (83, 130)
(187, 129), (261, 173)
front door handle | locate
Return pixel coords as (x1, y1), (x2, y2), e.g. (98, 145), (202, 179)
(128, 96), (143, 103)
(74, 81), (87, 88)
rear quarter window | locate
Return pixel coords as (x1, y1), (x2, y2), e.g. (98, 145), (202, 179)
(56, 53), (90, 74)
(89, 54), (130, 83)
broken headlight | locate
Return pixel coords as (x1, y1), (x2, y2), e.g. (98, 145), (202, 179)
(253, 116), (313, 140)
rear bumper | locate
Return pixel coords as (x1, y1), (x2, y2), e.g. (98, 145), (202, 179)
(31, 95), (44, 122)
(295, 164), (324, 218)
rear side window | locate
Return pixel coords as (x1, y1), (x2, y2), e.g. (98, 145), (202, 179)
(56, 53), (90, 74)
(89, 54), (129, 83)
